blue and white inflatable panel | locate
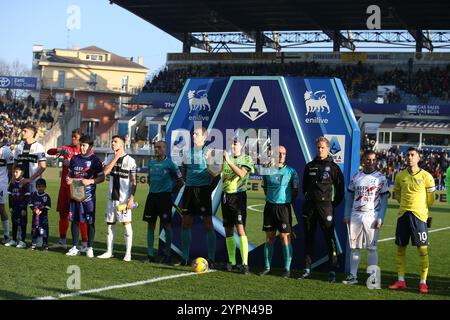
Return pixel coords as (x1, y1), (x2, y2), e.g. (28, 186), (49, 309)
(164, 76), (360, 272)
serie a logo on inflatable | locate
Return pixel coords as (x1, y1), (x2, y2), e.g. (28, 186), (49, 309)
(192, 257), (209, 273)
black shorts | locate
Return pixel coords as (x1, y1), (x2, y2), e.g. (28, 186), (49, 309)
(182, 186), (212, 216)
(395, 211), (429, 247)
(143, 192), (172, 225)
(263, 202), (292, 233)
(221, 192), (247, 228)
(302, 201), (334, 228)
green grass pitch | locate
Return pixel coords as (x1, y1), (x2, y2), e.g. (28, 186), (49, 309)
(0, 167), (449, 300)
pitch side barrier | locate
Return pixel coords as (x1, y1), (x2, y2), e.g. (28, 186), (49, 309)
(164, 76), (360, 272)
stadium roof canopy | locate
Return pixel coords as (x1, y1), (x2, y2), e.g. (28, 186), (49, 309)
(111, 0), (450, 32)
(110, 0), (450, 52)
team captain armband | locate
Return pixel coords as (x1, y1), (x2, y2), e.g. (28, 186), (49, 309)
(426, 186), (436, 193)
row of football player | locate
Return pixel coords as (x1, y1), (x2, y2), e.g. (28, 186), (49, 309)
(143, 131), (443, 294)
(0, 125), (444, 293)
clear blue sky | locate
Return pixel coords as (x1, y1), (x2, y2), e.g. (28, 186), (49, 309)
(0, 0), (184, 78)
(2, 1), (449, 79)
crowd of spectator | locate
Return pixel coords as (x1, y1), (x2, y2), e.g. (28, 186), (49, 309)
(142, 62), (450, 102)
(0, 93), (63, 147)
(382, 90), (402, 103)
(362, 139), (449, 186)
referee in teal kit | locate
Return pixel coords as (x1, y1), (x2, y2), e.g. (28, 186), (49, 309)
(259, 145), (299, 278)
(143, 141), (184, 263)
(177, 127), (218, 268)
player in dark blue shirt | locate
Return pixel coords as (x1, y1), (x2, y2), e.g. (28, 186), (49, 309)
(29, 178), (51, 250)
(6, 166), (31, 248)
(66, 135), (105, 257)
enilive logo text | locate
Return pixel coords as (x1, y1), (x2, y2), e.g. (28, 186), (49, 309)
(304, 90), (330, 124)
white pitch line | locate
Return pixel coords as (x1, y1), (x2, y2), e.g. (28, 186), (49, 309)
(35, 270), (216, 300)
(247, 204), (264, 212)
(379, 226), (450, 242)
(35, 226), (448, 299)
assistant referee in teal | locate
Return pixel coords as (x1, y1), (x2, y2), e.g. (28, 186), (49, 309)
(259, 145), (299, 278)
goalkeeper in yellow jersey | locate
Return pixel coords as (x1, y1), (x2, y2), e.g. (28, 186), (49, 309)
(389, 147), (435, 294)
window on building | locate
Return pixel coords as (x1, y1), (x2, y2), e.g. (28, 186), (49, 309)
(85, 54), (104, 61)
(86, 121), (95, 138)
(160, 125), (166, 140)
(378, 131), (383, 144)
(56, 93), (64, 105)
(88, 96), (96, 110)
(378, 131), (391, 144)
(89, 73), (97, 90)
(121, 76), (129, 93)
(422, 133), (450, 146)
(58, 71), (65, 88)
(392, 132), (420, 145)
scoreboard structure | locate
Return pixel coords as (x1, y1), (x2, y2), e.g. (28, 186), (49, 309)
(164, 76), (360, 272)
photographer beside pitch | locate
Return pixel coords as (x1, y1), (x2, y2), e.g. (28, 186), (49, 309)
(300, 136), (344, 283)
(389, 147), (435, 294)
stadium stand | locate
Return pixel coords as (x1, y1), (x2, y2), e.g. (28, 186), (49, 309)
(142, 62), (450, 104)
(363, 144), (449, 186)
(138, 62), (450, 184)
(0, 94), (64, 147)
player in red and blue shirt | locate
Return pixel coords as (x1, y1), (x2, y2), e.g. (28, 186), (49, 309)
(47, 128), (88, 249)
(29, 178), (51, 250)
(66, 135), (105, 257)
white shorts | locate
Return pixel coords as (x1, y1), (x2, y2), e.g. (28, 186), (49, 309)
(0, 184), (6, 204)
(348, 213), (379, 250)
(106, 200), (132, 224)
